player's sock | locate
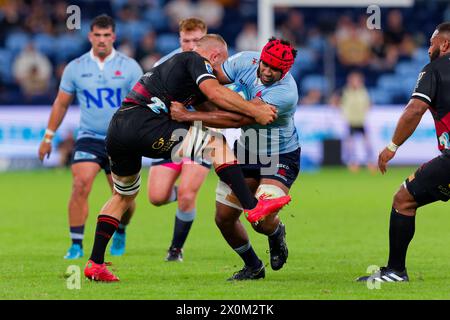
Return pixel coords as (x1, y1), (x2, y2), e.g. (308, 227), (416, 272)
(387, 208), (415, 272)
(215, 162), (257, 209)
(90, 215), (120, 264)
(268, 223), (281, 238)
(171, 208), (196, 249)
(116, 223), (126, 235)
(168, 186), (178, 203)
(70, 225), (84, 248)
(233, 242), (261, 268)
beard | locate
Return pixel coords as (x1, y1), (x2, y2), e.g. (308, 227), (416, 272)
(430, 47), (440, 62)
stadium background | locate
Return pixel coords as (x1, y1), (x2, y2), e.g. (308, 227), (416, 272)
(1, 0), (450, 300)
(0, 0), (444, 170)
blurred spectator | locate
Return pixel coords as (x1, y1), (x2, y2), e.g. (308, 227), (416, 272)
(117, 38), (136, 58)
(165, 0), (196, 29)
(0, 1), (26, 45)
(340, 72), (375, 172)
(136, 31), (161, 71)
(235, 22), (258, 51)
(336, 20), (371, 68)
(384, 10), (417, 58)
(369, 30), (398, 72)
(278, 10), (307, 47)
(300, 89), (322, 106)
(195, 0), (224, 30)
(25, 1), (53, 34)
(384, 10), (406, 47)
(12, 44), (53, 102)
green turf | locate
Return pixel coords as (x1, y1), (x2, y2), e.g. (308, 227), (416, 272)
(1, 166), (449, 300)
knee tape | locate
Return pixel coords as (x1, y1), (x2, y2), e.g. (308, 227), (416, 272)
(113, 175), (141, 195)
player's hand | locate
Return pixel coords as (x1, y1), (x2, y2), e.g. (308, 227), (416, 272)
(378, 148), (396, 174)
(38, 140), (52, 162)
(254, 103), (277, 125)
(170, 101), (190, 122)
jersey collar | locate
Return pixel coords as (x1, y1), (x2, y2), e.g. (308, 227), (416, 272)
(89, 48), (116, 71)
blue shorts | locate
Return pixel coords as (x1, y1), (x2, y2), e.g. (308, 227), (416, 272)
(234, 146), (301, 188)
(71, 138), (111, 174)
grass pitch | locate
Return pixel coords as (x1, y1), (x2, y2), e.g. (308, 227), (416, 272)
(1, 166), (449, 300)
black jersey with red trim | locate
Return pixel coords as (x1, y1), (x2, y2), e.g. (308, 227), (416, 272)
(122, 51), (216, 109)
(411, 53), (450, 151)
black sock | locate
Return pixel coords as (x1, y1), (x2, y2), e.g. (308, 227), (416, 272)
(70, 225), (84, 248)
(171, 209), (195, 249)
(234, 243), (261, 269)
(215, 162), (257, 209)
(116, 223), (126, 235)
(387, 208), (415, 272)
(89, 215), (119, 264)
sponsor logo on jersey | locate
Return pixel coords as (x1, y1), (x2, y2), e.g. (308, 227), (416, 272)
(83, 88), (122, 108)
(205, 61), (213, 74)
(81, 73), (93, 78)
(152, 138), (165, 150)
(414, 71), (426, 90)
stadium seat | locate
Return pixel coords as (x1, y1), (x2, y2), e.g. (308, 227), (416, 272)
(0, 48), (14, 82)
(55, 33), (87, 63)
(369, 87), (393, 105)
(33, 33), (56, 58)
(5, 32), (30, 54)
(143, 8), (170, 32)
(156, 33), (180, 55)
(301, 74), (330, 94)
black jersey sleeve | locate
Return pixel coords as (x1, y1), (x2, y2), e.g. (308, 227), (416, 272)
(411, 63), (437, 106)
(186, 53), (217, 86)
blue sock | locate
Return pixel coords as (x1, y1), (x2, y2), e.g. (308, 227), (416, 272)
(234, 242), (261, 269)
(70, 225), (84, 248)
(171, 208), (196, 249)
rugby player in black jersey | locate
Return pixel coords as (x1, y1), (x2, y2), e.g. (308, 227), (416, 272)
(358, 23), (450, 283)
(83, 34), (291, 281)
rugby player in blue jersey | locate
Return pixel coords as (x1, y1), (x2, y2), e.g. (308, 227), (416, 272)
(38, 15), (143, 259)
(171, 38), (299, 280)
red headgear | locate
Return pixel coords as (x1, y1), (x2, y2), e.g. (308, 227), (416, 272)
(260, 38), (295, 78)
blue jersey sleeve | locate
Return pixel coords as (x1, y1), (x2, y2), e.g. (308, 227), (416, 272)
(127, 59), (143, 92)
(59, 60), (76, 94)
(221, 51), (258, 82)
(154, 48), (182, 67)
(261, 82), (298, 116)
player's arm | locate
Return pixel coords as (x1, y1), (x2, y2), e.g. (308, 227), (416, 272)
(214, 64), (232, 85)
(198, 78), (277, 125)
(379, 63), (436, 174)
(378, 98), (429, 174)
(38, 90), (74, 161)
(170, 101), (255, 128)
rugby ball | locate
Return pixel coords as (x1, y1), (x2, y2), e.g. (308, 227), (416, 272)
(225, 83), (251, 100)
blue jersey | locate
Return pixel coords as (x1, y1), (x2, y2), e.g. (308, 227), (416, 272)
(222, 51), (299, 154)
(154, 48), (182, 67)
(60, 49), (143, 140)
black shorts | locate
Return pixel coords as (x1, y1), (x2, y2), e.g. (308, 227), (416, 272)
(405, 151), (450, 206)
(349, 126), (366, 135)
(106, 105), (190, 176)
(71, 137), (111, 174)
(151, 158), (212, 169)
(234, 145), (301, 188)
